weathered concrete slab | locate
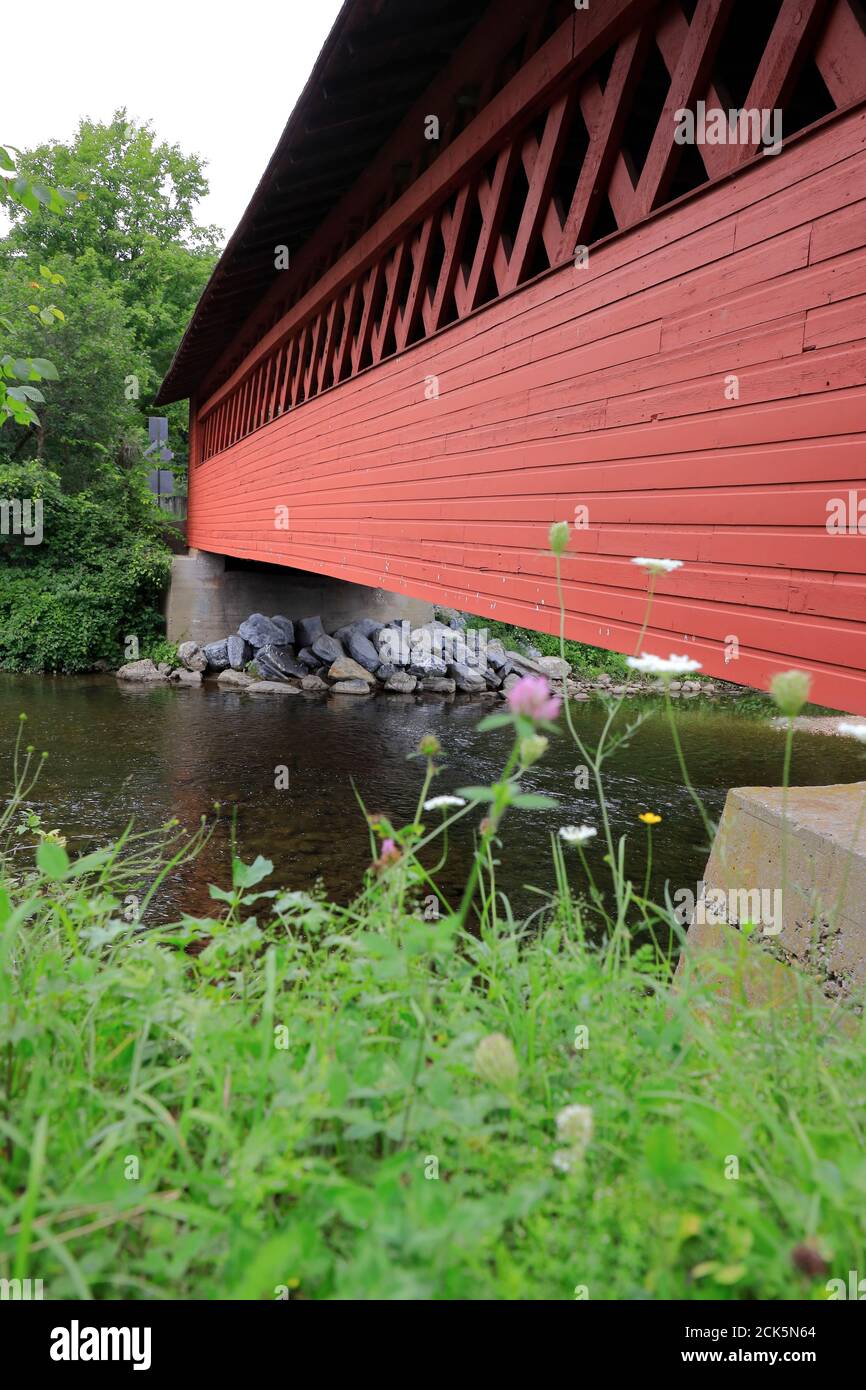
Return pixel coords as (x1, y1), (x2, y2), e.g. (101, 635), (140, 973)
(677, 781), (866, 1006)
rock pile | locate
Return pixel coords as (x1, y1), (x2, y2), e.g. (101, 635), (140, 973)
(117, 613), (541, 699)
(114, 611), (726, 701)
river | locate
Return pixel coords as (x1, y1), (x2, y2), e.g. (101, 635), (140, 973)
(1, 673), (860, 921)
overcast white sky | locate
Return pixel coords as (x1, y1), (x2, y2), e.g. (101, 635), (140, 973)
(2, 0), (345, 244)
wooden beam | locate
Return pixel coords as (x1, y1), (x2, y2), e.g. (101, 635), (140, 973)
(717, 0), (831, 173)
(630, 0), (734, 222)
(503, 91), (574, 290)
(815, 0), (866, 108)
(561, 28), (648, 256)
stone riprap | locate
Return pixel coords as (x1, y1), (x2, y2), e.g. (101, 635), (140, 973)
(115, 611), (730, 701)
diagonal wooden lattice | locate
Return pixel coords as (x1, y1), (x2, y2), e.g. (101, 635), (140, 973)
(197, 0), (866, 462)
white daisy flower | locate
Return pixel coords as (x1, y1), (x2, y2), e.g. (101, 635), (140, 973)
(559, 824), (597, 845)
(626, 653), (702, 676)
(838, 722), (866, 742)
(424, 795), (467, 811)
(631, 557), (683, 574)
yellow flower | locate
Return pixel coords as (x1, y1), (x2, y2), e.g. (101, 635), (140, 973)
(639, 812), (662, 825)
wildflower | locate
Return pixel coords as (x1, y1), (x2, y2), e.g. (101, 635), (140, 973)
(631, 557), (683, 574)
(548, 520), (570, 556)
(519, 734), (549, 767)
(418, 734), (441, 758)
(559, 824), (597, 846)
(372, 837), (401, 874)
(556, 1103), (594, 1152)
(507, 673), (561, 722)
(473, 1033), (519, 1090)
(552, 1103), (594, 1174)
(770, 670), (811, 718)
(424, 795), (466, 811)
(837, 722), (866, 742)
(626, 653), (702, 676)
(639, 812), (662, 825)
(790, 1241), (829, 1278)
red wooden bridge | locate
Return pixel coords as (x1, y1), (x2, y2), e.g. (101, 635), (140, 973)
(157, 0), (866, 714)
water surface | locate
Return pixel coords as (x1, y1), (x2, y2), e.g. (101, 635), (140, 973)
(2, 674), (861, 920)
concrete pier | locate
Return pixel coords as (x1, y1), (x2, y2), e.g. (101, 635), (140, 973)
(677, 781), (866, 1008)
(165, 550), (434, 647)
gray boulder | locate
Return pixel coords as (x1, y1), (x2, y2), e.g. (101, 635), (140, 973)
(300, 673), (330, 693)
(449, 661), (487, 692)
(203, 639), (230, 672)
(169, 668), (203, 686)
(538, 655), (571, 681)
(116, 659), (165, 683)
(313, 633), (345, 665)
(409, 652), (448, 677)
(177, 641), (208, 672)
(346, 629), (381, 673)
(217, 669), (253, 688)
(385, 670), (417, 693)
(421, 676), (456, 694)
(328, 655), (377, 684)
(485, 640), (509, 670)
(375, 664), (397, 682)
(297, 647), (322, 669)
(296, 615), (325, 649)
(331, 679), (372, 695)
(227, 634), (251, 671)
(506, 649), (547, 677)
(271, 615), (295, 645)
(238, 613), (283, 649)
(246, 681), (301, 696)
(256, 644), (306, 681)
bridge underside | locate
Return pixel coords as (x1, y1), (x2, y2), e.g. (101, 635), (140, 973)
(177, 2), (866, 716)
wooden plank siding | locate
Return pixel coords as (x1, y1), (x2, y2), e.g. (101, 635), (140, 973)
(186, 0), (866, 714)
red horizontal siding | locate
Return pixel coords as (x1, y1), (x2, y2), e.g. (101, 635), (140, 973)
(188, 108), (866, 715)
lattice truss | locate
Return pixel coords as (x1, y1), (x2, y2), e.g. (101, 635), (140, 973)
(199, 0), (866, 462)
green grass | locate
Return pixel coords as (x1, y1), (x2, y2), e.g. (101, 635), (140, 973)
(1, 743), (864, 1301)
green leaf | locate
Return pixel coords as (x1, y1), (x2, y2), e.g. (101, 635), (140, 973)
(36, 840), (70, 880)
(232, 855), (273, 890)
(476, 714), (513, 732)
(511, 793), (558, 810)
(455, 786), (495, 803)
(30, 357), (58, 380)
(0, 146), (15, 171)
(50, 307), (65, 321)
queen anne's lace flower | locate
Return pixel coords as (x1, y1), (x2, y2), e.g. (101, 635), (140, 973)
(631, 557), (683, 574)
(559, 825), (597, 846)
(626, 653), (702, 676)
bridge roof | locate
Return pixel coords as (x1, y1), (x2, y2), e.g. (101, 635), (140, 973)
(156, 0), (489, 406)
